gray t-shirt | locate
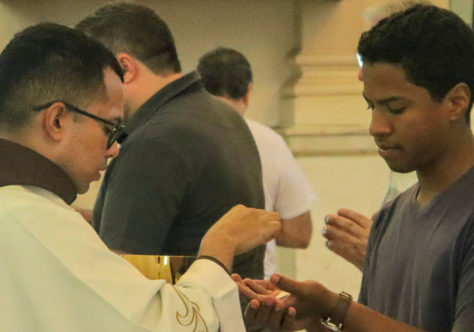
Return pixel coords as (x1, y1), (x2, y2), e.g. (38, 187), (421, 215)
(360, 167), (474, 331)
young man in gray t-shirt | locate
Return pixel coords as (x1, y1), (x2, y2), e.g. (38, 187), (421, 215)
(236, 5), (474, 332)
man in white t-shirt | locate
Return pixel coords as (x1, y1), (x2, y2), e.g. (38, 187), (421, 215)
(198, 47), (316, 278)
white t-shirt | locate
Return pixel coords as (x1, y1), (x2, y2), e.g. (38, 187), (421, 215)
(246, 119), (316, 278)
(0, 185), (244, 332)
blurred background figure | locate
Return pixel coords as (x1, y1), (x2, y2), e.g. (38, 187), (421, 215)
(198, 47), (316, 279)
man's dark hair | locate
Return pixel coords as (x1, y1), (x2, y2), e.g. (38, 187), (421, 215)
(358, 4), (474, 123)
(0, 22), (123, 133)
(76, 2), (181, 75)
(197, 47), (252, 100)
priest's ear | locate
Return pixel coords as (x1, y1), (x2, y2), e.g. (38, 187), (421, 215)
(42, 102), (68, 142)
(116, 52), (137, 84)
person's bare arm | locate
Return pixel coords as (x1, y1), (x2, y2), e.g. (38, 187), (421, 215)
(322, 208), (373, 270)
(275, 211), (312, 248)
(199, 205), (281, 272)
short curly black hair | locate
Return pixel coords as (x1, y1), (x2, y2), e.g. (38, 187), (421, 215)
(358, 4), (474, 122)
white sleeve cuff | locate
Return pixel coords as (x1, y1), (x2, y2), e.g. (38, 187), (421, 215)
(178, 259), (245, 332)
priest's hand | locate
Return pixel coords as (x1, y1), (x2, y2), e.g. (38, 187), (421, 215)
(199, 204), (281, 272)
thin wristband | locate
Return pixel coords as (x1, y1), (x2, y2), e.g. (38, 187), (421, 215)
(196, 255), (230, 275)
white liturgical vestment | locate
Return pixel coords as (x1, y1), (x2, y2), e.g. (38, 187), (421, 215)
(0, 138), (244, 332)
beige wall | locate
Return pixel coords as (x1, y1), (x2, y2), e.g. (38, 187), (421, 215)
(451, 0), (473, 26)
(294, 155), (389, 297)
(0, 2), (32, 47)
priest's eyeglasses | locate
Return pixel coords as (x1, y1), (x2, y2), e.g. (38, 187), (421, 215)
(32, 100), (125, 149)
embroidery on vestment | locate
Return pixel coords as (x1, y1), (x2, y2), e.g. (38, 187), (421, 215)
(174, 287), (209, 332)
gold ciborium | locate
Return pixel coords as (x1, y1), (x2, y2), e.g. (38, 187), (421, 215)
(121, 254), (196, 284)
